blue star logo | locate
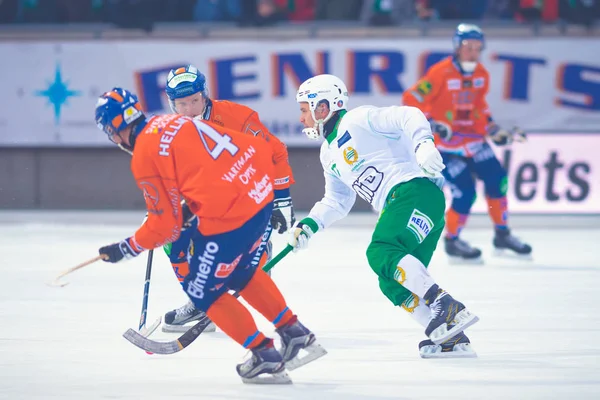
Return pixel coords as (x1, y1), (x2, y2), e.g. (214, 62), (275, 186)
(35, 64), (81, 125)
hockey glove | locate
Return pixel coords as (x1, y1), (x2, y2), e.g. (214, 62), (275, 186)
(180, 200), (197, 230)
(99, 237), (143, 263)
(487, 124), (527, 146)
(270, 189), (296, 234)
(429, 119), (453, 141)
(415, 139), (445, 177)
(143, 200), (195, 231)
(288, 217), (318, 252)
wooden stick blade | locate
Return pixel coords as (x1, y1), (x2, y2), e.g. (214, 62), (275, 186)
(47, 278), (69, 288)
(47, 255), (104, 288)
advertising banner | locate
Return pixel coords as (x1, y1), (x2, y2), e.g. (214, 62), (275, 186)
(0, 39), (599, 146)
(464, 133), (600, 214)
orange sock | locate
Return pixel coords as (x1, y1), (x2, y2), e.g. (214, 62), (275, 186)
(486, 196), (508, 229)
(239, 269), (294, 328)
(171, 262), (189, 283)
(206, 293), (266, 349)
(445, 208), (469, 239)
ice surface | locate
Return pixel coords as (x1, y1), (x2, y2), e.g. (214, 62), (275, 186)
(1, 213), (599, 399)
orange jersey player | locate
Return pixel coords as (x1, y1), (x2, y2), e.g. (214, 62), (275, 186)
(403, 24), (531, 263)
(158, 65), (296, 333)
(95, 88), (325, 384)
(403, 52), (491, 156)
(166, 65), (294, 195)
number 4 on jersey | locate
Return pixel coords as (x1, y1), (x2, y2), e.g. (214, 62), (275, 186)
(193, 120), (239, 160)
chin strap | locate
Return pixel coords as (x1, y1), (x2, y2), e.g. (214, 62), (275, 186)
(321, 112), (342, 140)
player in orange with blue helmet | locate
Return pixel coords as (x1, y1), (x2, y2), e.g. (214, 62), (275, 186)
(403, 24), (532, 263)
(95, 88), (325, 384)
(160, 65), (296, 333)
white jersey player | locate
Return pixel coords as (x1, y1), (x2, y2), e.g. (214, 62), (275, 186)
(288, 74), (479, 358)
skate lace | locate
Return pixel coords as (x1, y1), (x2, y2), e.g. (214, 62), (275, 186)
(175, 300), (195, 317)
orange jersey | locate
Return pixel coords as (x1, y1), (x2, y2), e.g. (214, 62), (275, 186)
(200, 99), (294, 190)
(403, 57), (491, 156)
(130, 114), (275, 250)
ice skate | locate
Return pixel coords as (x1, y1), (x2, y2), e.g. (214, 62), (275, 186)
(419, 331), (477, 358)
(162, 300), (216, 333)
(493, 228), (532, 259)
(445, 237), (483, 264)
(236, 338), (292, 384)
(276, 316), (327, 371)
(424, 285), (479, 344)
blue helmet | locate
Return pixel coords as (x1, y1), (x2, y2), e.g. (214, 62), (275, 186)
(165, 65), (208, 112)
(452, 23), (485, 51)
(95, 87), (144, 148)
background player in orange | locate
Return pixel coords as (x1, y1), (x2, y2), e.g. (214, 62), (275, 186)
(160, 65), (296, 333)
(94, 88), (325, 384)
(402, 23), (532, 263)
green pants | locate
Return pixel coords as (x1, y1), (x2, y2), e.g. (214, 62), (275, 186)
(366, 178), (446, 308)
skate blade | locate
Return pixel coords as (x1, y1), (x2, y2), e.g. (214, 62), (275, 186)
(242, 371), (293, 385)
(420, 343), (477, 359)
(447, 255), (484, 265)
(285, 342), (328, 371)
(430, 310), (479, 345)
(492, 248), (533, 260)
(162, 322), (216, 334)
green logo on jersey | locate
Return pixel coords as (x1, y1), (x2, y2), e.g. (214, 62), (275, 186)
(417, 80), (432, 96)
(331, 163), (341, 177)
(163, 242), (172, 256)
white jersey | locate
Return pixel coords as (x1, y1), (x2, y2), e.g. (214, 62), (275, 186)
(307, 105), (443, 231)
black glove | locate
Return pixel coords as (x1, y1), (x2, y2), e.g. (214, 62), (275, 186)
(487, 124), (527, 146)
(181, 200), (197, 230)
(99, 238), (143, 263)
(429, 119), (453, 141)
(270, 189), (295, 234)
(143, 200), (196, 231)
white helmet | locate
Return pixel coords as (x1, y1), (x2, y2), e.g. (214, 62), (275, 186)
(296, 74), (348, 140)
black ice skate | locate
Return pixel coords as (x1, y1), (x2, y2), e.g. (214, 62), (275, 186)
(162, 300), (216, 333)
(493, 228), (532, 259)
(419, 331), (477, 358)
(276, 316), (327, 371)
(445, 237), (483, 264)
(236, 338), (292, 384)
(423, 285), (479, 344)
